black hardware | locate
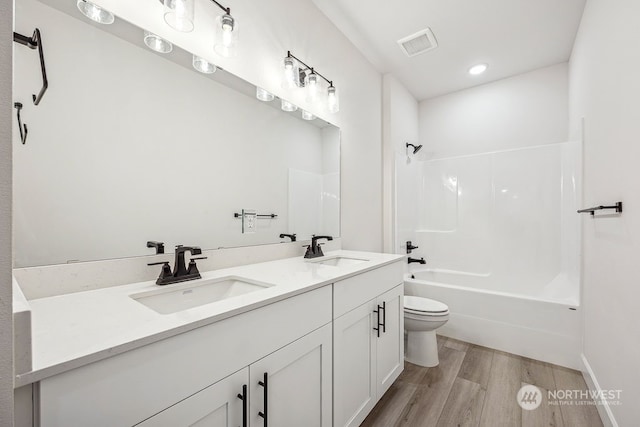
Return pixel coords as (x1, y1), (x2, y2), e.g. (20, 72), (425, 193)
(14, 103), (27, 145)
(373, 305), (381, 338)
(286, 51), (336, 90)
(577, 202), (623, 216)
(14, 29), (48, 106)
(381, 301), (386, 334)
(408, 257), (426, 265)
(187, 256), (207, 276)
(146, 241), (165, 254)
(147, 261), (173, 284)
(258, 372), (268, 426)
(279, 233), (297, 242)
(237, 384), (247, 427)
(304, 235), (334, 259)
(234, 212), (278, 219)
(406, 241), (418, 254)
(406, 143), (423, 155)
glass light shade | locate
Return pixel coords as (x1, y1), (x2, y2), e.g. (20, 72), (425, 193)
(214, 13), (238, 58)
(327, 86), (339, 113)
(468, 63), (488, 75)
(282, 57), (299, 89)
(163, 0), (194, 33)
(144, 31), (173, 54)
(281, 99), (298, 112)
(192, 55), (217, 74)
(305, 72), (319, 102)
(301, 110), (315, 121)
(77, 0), (115, 25)
(256, 87), (275, 102)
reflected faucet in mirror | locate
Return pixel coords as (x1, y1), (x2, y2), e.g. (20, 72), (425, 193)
(280, 233), (297, 242)
(147, 240), (165, 254)
(304, 235), (333, 259)
(147, 245), (207, 286)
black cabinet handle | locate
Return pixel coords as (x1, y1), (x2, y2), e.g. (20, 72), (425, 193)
(237, 384), (247, 427)
(373, 307), (379, 337)
(381, 301), (386, 334)
(258, 372), (268, 426)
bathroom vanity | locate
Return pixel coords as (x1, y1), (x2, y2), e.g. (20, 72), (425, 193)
(13, 250), (405, 426)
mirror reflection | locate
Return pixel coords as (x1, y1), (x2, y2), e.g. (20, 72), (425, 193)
(13, 0), (340, 267)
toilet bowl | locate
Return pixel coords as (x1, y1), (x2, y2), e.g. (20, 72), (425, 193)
(404, 295), (449, 367)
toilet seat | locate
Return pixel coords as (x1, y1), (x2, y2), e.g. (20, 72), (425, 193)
(404, 296), (449, 316)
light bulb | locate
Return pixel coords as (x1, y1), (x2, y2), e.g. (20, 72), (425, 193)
(192, 55), (217, 74)
(327, 86), (339, 113)
(77, 0), (115, 24)
(301, 110), (315, 121)
(144, 31), (173, 54)
(214, 13), (238, 57)
(256, 87), (275, 102)
(306, 72), (319, 102)
(283, 57), (298, 89)
(163, 0), (194, 33)
(281, 99), (298, 112)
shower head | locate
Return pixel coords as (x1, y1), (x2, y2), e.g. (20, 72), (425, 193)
(406, 143), (423, 155)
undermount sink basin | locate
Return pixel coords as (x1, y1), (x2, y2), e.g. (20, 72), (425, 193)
(131, 276), (273, 314)
(308, 256), (369, 267)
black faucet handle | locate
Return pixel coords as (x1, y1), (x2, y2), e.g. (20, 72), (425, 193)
(147, 261), (170, 266)
(190, 256), (208, 261)
(148, 261), (173, 284)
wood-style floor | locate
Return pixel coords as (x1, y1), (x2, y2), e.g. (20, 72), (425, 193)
(362, 336), (604, 427)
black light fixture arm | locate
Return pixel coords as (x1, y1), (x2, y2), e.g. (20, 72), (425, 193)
(13, 29), (48, 106)
(209, 0), (230, 14)
(286, 51), (334, 87)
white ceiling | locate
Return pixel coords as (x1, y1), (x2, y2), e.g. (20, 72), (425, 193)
(312, 0), (586, 100)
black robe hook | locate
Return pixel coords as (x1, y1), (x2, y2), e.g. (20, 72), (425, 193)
(14, 102), (27, 145)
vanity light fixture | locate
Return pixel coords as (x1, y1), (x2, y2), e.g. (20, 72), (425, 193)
(193, 55), (217, 74)
(162, 0), (195, 33)
(468, 63), (488, 75)
(76, 0), (115, 25)
(301, 110), (316, 121)
(281, 99), (298, 112)
(144, 31), (173, 54)
(256, 87), (275, 102)
(283, 51), (340, 113)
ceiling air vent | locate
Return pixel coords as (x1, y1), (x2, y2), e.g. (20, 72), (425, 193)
(397, 28), (438, 57)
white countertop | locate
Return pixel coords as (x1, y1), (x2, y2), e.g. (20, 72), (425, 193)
(16, 250), (405, 387)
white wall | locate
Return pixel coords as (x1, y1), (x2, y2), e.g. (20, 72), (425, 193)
(14, 0), (340, 267)
(86, 0), (383, 252)
(382, 74), (418, 253)
(0, 0), (14, 423)
(419, 63), (569, 159)
(569, 0), (640, 424)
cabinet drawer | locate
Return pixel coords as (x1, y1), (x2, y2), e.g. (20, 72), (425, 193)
(39, 286), (332, 427)
(333, 261), (404, 319)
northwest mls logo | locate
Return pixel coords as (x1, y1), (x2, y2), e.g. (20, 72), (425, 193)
(517, 384), (542, 410)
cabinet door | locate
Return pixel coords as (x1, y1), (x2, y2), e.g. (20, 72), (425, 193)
(375, 284), (404, 396)
(250, 323), (332, 427)
(333, 299), (377, 427)
(136, 368), (248, 427)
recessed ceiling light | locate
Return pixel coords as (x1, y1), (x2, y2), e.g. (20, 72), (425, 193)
(469, 64), (488, 75)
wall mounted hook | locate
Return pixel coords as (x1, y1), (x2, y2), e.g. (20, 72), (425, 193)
(14, 102), (28, 145)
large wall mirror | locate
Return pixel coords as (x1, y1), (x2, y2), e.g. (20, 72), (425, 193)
(13, 0), (340, 267)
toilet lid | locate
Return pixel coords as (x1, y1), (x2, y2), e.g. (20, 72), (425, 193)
(404, 296), (449, 314)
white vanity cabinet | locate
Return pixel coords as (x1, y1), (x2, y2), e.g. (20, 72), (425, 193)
(333, 262), (404, 427)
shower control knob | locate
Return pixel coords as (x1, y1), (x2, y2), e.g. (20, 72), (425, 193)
(406, 241), (419, 254)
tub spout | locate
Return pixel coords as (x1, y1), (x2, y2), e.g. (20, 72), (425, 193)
(408, 257), (426, 265)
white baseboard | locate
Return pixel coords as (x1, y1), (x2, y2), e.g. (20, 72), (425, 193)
(581, 354), (618, 427)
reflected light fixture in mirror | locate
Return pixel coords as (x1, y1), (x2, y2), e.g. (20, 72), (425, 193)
(76, 0), (115, 25)
(282, 56), (298, 89)
(214, 12), (238, 57)
(163, 0), (195, 33)
(281, 99), (298, 112)
(305, 71), (319, 102)
(144, 31), (173, 54)
(327, 85), (339, 113)
(283, 51), (339, 114)
(301, 110), (315, 121)
(193, 55), (217, 74)
(256, 87), (275, 102)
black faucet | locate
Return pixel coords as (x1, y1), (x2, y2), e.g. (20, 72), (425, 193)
(147, 240), (165, 254)
(304, 235), (333, 259)
(406, 241), (418, 254)
(148, 245), (207, 286)
(280, 233), (297, 242)
(408, 257), (426, 265)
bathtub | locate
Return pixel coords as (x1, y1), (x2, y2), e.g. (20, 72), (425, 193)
(405, 269), (581, 369)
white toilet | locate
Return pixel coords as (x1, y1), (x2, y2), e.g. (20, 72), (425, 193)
(404, 295), (450, 367)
